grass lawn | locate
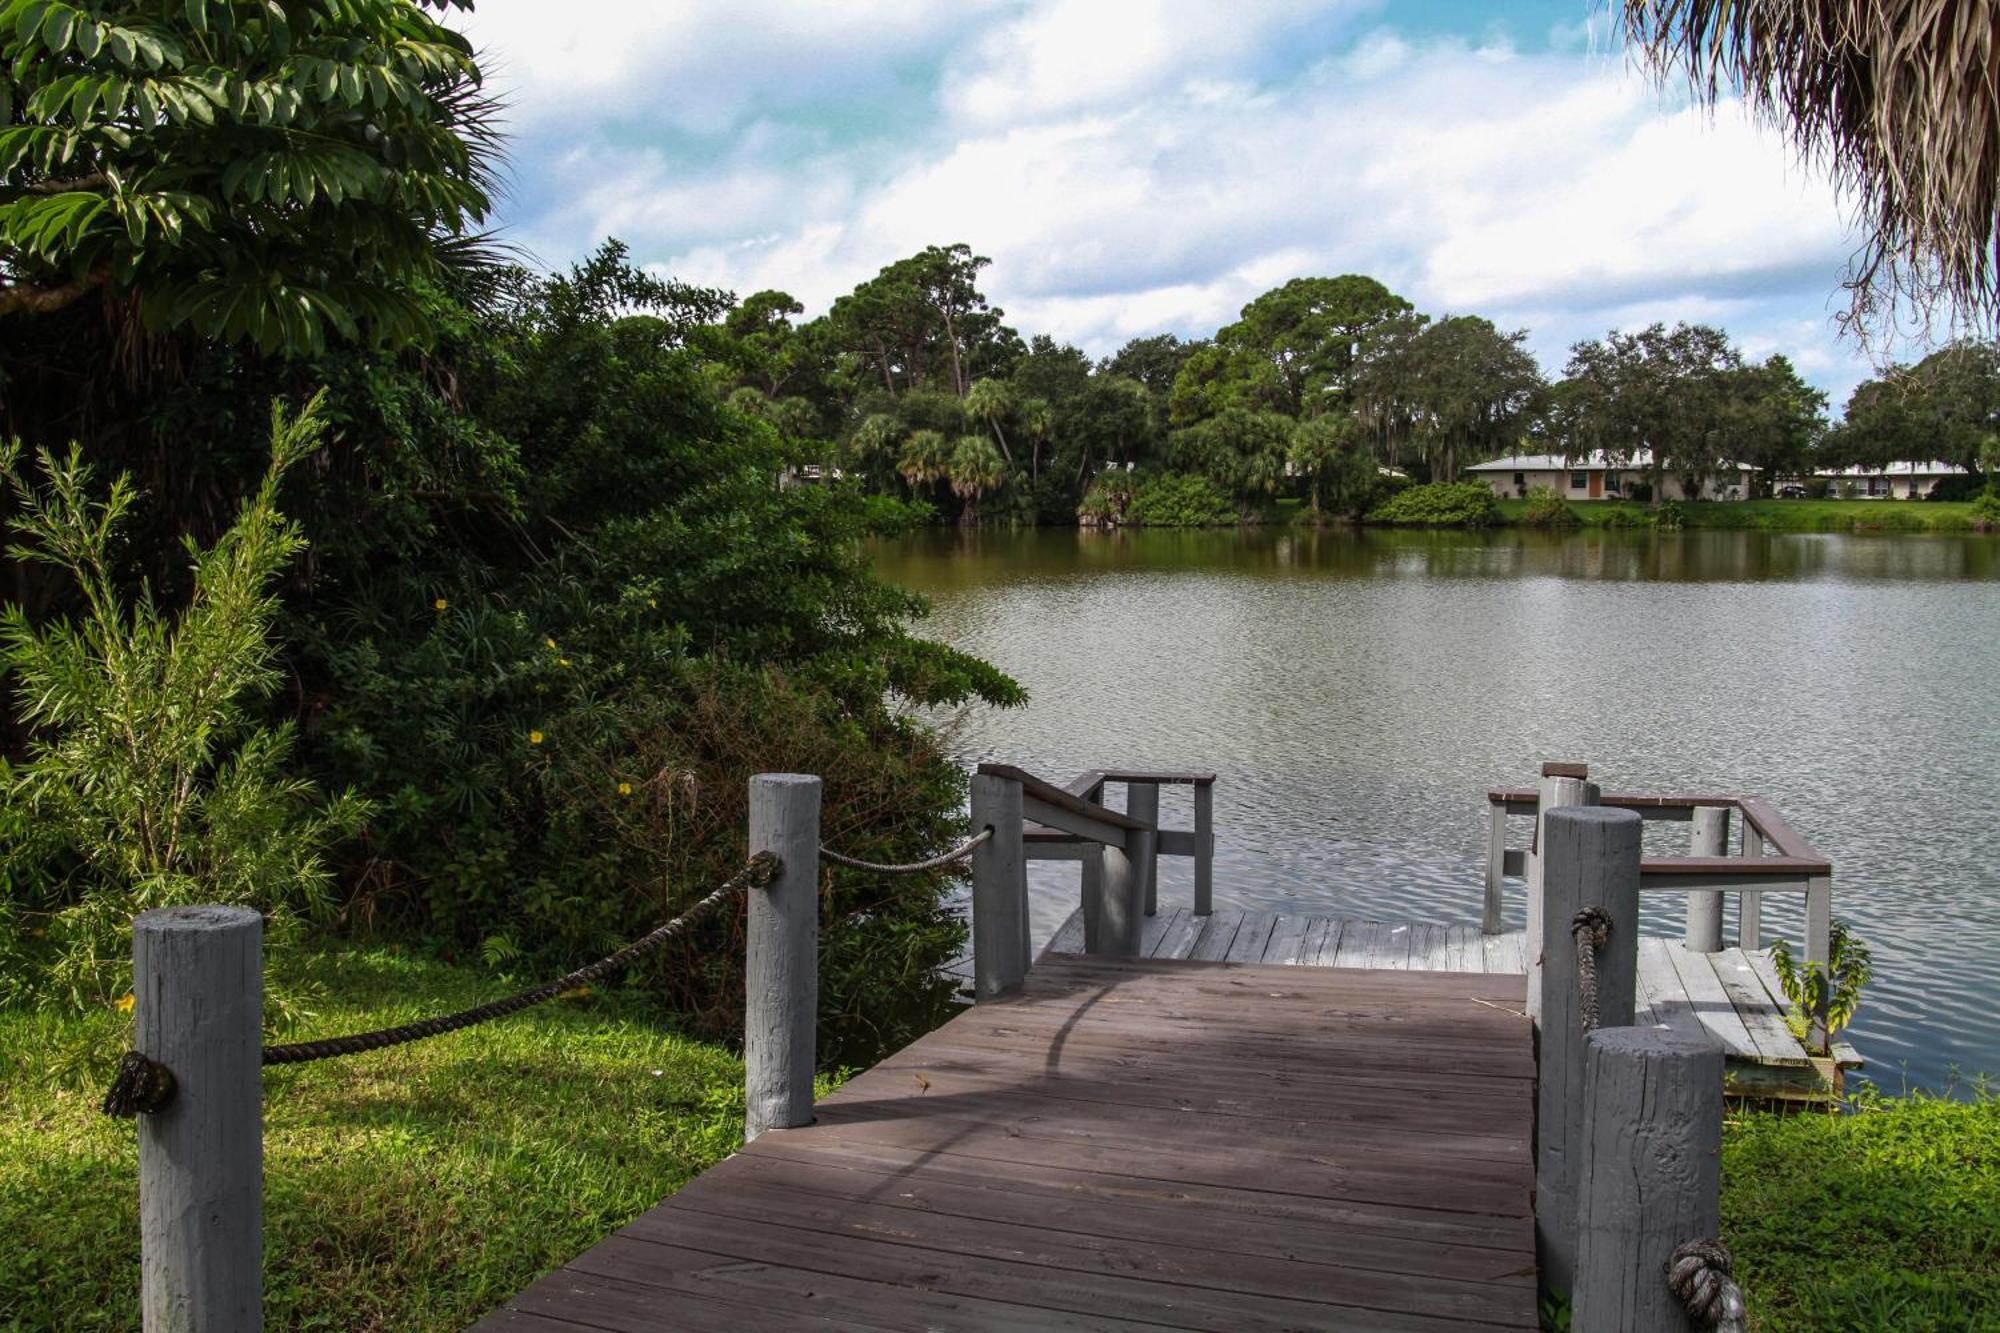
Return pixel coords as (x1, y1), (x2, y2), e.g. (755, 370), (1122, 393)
(7, 952), (1994, 1333)
(1724, 1089), (2000, 1331)
(0, 946), (755, 1331)
(1495, 497), (1986, 532)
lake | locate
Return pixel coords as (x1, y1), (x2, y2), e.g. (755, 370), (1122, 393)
(874, 525), (2000, 1093)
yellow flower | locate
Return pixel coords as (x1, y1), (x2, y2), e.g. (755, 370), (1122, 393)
(648, 598), (657, 608)
(528, 730), (544, 745)
(433, 598), (448, 611)
(617, 782), (633, 796)
(558, 657), (571, 668)
(545, 637), (557, 649)
(115, 993), (135, 1014)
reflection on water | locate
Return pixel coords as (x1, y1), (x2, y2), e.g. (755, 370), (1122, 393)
(876, 525), (2000, 1093)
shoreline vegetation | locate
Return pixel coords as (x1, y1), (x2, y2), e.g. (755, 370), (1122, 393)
(2, 949), (1992, 1331)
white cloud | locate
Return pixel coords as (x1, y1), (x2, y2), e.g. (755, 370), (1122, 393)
(466, 4), (1877, 404)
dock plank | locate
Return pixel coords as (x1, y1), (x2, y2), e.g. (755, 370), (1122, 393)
(486, 955), (1537, 1331)
(1187, 909), (1244, 961)
(1662, 941), (1758, 1059)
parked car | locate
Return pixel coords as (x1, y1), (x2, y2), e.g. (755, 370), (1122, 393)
(1776, 484), (1808, 499)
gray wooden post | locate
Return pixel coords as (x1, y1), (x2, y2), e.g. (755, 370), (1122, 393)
(1127, 781), (1160, 916)
(745, 773), (821, 1141)
(1535, 804), (1641, 1305)
(133, 904), (263, 1333)
(1193, 782), (1214, 917)
(1526, 763), (1597, 1025)
(969, 771), (1029, 1000)
(1483, 799), (1507, 935)
(1684, 805), (1729, 952)
(1079, 846), (1104, 953)
(1804, 873), (1833, 1050)
(1739, 825), (1764, 947)
(1096, 830), (1151, 957)
(1573, 1027), (1725, 1332)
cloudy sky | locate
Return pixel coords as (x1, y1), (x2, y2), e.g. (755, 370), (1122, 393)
(457, 0), (1875, 408)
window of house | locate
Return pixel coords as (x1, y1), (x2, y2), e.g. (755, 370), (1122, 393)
(1570, 471), (1588, 490)
(1605, 471), (1622, 493)
(1513, 472), (1525, 486)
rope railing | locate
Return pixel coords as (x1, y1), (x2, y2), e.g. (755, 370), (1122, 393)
(102, 853), (780, 1116)
(1668, 1238), (1748, 1331)
(1571, 904), (1612, 1032)
(819, 826), (992, 874)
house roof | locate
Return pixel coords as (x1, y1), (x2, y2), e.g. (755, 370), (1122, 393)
(1811, 461), (1969, 478)
(1466, 449), (1753, 473)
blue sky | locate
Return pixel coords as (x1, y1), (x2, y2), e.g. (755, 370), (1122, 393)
(459, 0), (1876, 408)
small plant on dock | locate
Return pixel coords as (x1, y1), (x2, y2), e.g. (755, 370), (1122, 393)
(1770, 919), (1873, 1055)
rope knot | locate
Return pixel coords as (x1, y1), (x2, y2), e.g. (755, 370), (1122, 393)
(1667, 1238), (1747, 1331)
(101, 1051), (176, 1118)
(1571, 905), (1613, 1032)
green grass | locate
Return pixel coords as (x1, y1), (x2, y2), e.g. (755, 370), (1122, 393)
(1493, 497), (1986, 532)
(1723, 1088), (2000, 1330)
(0, 946), (756, 1331)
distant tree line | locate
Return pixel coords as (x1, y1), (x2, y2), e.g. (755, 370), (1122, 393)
(702, 249), (1998, 524)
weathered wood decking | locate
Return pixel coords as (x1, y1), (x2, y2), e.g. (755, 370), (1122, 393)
(478, 954), (1538, 1331)
(1045, 908), (1861, 1099)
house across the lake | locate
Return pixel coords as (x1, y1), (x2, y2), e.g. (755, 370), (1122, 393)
(1809, 460), (1971, 499)
(1466, 449), (1753, 502)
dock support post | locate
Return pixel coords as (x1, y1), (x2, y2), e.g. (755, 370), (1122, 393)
(1483, 799), (1507, 935)
(1526, 762), (1597, 1025)
(1192, 782), (1214, 917)
(1684, 805), (1728, 952)
(1739, 825), (1764, 947)
(1535, 804), (1641, 1305)
(1096, 830), (1151, 957)
(1804, 873), (1833, 1050)
(1127, 781), (1160, 917)
(969, 771), (1029, 1000)
(1080, 846), (1104, 953)
(134, 904), (264, 1333)
(746, 773), (821, 1141)
(1573, 1027), (1725, 1332)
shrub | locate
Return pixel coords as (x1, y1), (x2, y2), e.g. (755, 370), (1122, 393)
(856, 493), (938, 535)
(1601, 505), (1652, 529)
(1126, 473), (1239, 527)
(1653, 499), (1687, 530)
(1518, 485), (1580, 528)
(1972, 487), (2000, 532)
(1077, 470), (1139, 526)
(0, 398), (366, 1007)
(1367, 481), (1500, 528)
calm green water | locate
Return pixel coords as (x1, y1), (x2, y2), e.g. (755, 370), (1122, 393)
(876, 526), (2000, 1092)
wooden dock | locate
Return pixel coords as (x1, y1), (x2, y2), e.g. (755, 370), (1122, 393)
(1042, 907), (1862, 1100)
(477, 953), (1538, 1332)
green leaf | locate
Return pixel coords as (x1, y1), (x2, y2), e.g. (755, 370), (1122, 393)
(39, 5), (73, 53)
(184, 0), (206, 33)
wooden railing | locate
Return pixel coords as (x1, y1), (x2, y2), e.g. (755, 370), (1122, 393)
(1485, 762), (1833, 1042)
(968, 763), (1215, 999)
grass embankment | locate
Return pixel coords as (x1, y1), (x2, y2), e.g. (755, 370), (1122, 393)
(1724, 1089), (2000, 1330)
(0, 947), (756, 1331)
(1495, 497), (1986, 532)
(7, 958), (1994, 1332)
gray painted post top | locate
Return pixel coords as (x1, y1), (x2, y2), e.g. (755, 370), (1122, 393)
(1589, 1022), (1723, 1063)
(133, 903), (263, 935)
(1545, 804), (1638, 834)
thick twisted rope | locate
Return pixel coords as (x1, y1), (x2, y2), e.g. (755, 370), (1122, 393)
(103, 854), (778, 1115)
(1572, 905), (1613, 1032)
(820, 826), (992, 874)
(1667, 1239), (1747, 1332)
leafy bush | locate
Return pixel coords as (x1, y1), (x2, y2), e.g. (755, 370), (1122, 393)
(855, 492), (938, 535)
(1653, 499), (1687, 530)
(1518, 485), (1580, 528)
(1077, 469), (1139, 526)
(1126, 472), (1238, 527)
(1601, 505), (1653, 529)
(1972, 487), (2000, 532)
(0, 399), (365, 1006)
(1367, 480), (1500, 528)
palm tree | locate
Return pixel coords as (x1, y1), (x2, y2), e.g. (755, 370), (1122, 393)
(947, 433), (1006, 523)
(1624, 2), (2000, 341)
(1019, 397), (1054, 481)
(964, 378), (1016, 466)
(897, 429), (950, 494)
